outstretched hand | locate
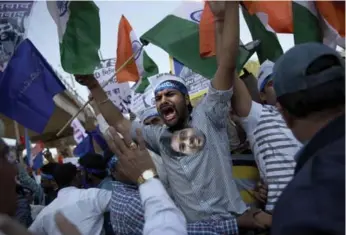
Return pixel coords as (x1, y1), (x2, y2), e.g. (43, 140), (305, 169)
(105, 126), (156, 184)
(207, 0), (226, 21)
(74, 74), (99, 89)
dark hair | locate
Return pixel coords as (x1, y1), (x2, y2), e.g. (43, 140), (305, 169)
(40, 163), (59, 175)
(54, 163), (77, 189)
(78, 153), (108, 179)
(277, 55), (345, 118)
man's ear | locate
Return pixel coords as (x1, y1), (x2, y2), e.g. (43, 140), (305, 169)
(276, 102), (295, 129)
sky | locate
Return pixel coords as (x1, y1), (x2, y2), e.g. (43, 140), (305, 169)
(28, 1), (296, 101)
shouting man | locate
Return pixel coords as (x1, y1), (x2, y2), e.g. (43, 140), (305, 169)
(76, 1), (264, 232)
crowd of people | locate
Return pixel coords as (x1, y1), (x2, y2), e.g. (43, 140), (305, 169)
(0, 1), (345, 235)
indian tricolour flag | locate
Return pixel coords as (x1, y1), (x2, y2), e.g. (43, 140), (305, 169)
(242, 1), (345, 50)
(141, 1), (257, 80)
(241, 3), (284, 63)
(47, 1), (101, 74)
(116, 15), (158, 93)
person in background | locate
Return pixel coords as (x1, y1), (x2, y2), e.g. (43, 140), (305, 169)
(40, 163), (59, 206)
(29, 163), (112, 235)
(138, 106), (170, 193)
(78, 153), (113, 190)
(15, 143), (44, 206)
(256, 60), (277, 106)
(231, 59), (302, 217)
(271, 43), (345, 235)
(14, 184), (33, 227)
(43, 149), (55, 163)
(78, 153), (114, 235)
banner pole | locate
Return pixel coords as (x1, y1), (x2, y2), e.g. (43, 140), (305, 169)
(56, 45), (144, 137)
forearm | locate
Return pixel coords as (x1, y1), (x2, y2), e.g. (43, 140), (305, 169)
(88, 83), (131, 131)
(212, 1), (240, 90)
(215, 20), (224, 66)
(231, 77), (253, 117)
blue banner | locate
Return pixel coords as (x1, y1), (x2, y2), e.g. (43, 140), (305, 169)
(0, 39), (66, 133)
(0, 1), (34, 72)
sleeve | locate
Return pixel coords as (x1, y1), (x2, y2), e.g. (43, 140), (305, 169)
(139, 178), (188, 235)
(131, 121), (163, 154)
(91, 189), (112, 214)
(16, 164), (44, 205)
(238, 101), (263, 138)
(199, 83), (233, 127)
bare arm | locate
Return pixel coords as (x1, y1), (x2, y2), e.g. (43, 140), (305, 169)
(88, 82), (131, 132)
(232, 77), (253, 117)
(212, 1), (239, 91)
(212, 3), (253, 117)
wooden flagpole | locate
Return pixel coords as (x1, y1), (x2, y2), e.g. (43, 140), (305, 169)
(56, 45), (144, 137)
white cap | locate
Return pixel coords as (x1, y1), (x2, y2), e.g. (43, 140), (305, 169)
(139, 106), (159, 122)
(257, 60), (275, 91)
(148, 73), (187, 91)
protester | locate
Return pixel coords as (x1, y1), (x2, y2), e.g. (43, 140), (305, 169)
(14, 184), (33, 227)
(76, 3), (267, 232)
(138, 106), (170, 191)
(231, 60), (302, 216)
(40, 162), (59, 206)
(0, 138), (18, 217)
(29, 163), (112, 235)
(78, 153), (113, 190)
(271, 43), (345, 235)
(78, 153), (115, 235)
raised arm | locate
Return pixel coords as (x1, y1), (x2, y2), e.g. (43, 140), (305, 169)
(211, 1), (239, 91)
(75, 75), (132, 132)
(75, 75), (162, 153)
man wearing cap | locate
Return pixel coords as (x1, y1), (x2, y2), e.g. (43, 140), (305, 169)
(271, 42), (345, 235)
(230, 58), (302, 215)
(75, 1), (263, 232)
(256, 60), (277, 106)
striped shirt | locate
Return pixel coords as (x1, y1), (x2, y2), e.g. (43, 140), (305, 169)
(239, 102), (302, 212)
(131, 84), (247, 222)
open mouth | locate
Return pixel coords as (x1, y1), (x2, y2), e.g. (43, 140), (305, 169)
(160, 105), (176, 121)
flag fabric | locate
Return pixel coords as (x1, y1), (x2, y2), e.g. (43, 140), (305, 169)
(199, 3), (215, 58)
(47, 0), (101, 74)
(140, 1), (257, 80)
(73, 134), (94, 158)
(116, 15), (158, 93)
(0, 39), (66, 133)
(291, 1), (322, 45)
(242, 1), (292, 34)
(315, 1), (345, 48)
(241, 4), (284, 63)
(242, 1), (345, 49)
(30, 141), (44, 170)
